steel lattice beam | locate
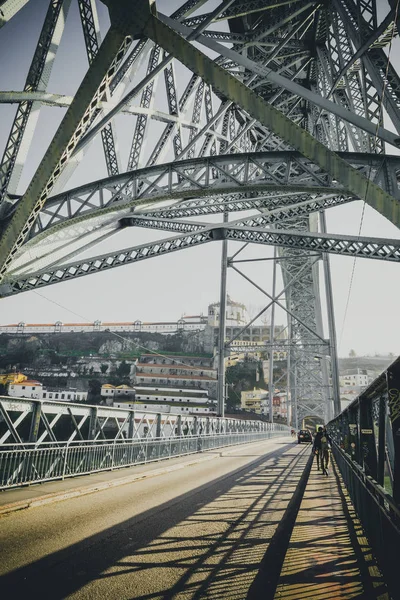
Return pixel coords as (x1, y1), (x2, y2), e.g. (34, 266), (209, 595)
(2, 224), (400, 296)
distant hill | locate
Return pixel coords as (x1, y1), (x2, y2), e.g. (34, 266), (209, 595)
(338, 355), (395, 376)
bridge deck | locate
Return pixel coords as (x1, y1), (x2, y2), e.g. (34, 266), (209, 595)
(0, 441), (392, 599)
(274, 458), (389, 600)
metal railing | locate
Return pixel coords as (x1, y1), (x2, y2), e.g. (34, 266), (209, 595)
(0, 429), (288, 490)
(331, 442), (400, 600)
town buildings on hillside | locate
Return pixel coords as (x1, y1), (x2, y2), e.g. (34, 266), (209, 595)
(339, 368), (375, 409)
(240, 388), (288, 420)
(0, 296), (287, 354)
(101, 353), (218, 416)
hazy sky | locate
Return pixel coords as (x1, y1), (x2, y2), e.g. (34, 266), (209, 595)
(0, 0), (399, 358)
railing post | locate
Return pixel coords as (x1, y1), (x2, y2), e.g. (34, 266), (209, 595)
(128, 410), (135, 439)
(377, 393), (386, 487)
(62, 443), (69, 480)
(156, 413), (162, 438)
(387, 363), (400, 504)
(360, 395), (378, 480)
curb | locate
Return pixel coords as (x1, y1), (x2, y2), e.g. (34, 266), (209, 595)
(0, 436), (292, 517)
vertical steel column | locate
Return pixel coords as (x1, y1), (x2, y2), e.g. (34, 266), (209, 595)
(28, 400), (42, 443)
(88, 406), (98, 440)
(286, 343), (291, 426)
(217, 210), (228, 417)
(268, 247), (277, 423)
(293, 361), (299, 430)
(320, 209), (341, 416)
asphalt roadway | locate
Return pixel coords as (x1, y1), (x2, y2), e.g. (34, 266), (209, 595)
(0, 438), (312, 600)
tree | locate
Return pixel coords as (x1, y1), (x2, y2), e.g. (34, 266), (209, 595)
(117, 360), (131, 378)
(349, 349), (357, 358)
(100, 364), (108, 374)
(87, 378), (102, 403)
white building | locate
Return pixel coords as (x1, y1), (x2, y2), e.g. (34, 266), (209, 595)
(339, 368), (373, 389)
(207, 296), (248, 327)
(8, 380), (87, 402)
(8, 380), (43, 399)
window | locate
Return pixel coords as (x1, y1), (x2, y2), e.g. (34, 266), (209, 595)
(22, 386), (25, 390)
(67, 394), (71, 400)
(61, 394), (65, 399)
(43, 393), (47, 398)
(32, 387), (35, 390)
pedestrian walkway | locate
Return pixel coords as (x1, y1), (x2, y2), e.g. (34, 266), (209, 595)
(274, 456), (389, 600)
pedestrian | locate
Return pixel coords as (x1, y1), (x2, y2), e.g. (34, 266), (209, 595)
(313, 426), (331, 474)
(320, 429), (331, 475)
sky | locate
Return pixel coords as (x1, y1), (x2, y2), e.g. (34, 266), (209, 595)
(0, 0), (399, 358)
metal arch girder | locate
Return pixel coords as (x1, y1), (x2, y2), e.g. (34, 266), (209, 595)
(0, 26), (132, 283)
(3, 225), (400, 296)
(22, 150), (400, 242)
(0, 0), (72, 209)
(140, 13), (400, 228)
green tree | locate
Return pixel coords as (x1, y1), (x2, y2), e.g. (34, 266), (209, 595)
(100, 364), (109, 374)
(117, 360), (131, 378)
(87, 378), (102, 403)
(349, 349), (357, 357)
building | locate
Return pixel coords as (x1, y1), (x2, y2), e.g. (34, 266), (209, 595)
(8, 380), (43, 399)
(8, 379), (87, 402)
(207, 296), (248, 327)
(241, 387), (287, 419)
(339, 368), (374, 390)
(114, 386), (215, 415)
(102, 383), (216, 415)
(135, 354), (218, 399)
(101, 383), (135, 401)
(241, 388), (268, 414)
(0, 372), (27, 386)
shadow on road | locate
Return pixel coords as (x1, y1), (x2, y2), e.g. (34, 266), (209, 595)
(1, 443), (311, 599)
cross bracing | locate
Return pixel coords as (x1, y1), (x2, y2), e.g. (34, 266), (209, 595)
(1, 0), (400, 425)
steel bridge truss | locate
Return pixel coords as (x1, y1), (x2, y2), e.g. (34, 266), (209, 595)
(1, 0), (400, 424)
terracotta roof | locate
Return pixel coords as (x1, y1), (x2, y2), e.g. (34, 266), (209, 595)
(13, 380), (42, 386)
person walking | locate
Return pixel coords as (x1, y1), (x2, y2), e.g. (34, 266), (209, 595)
(320, 428), (331, 475)
(313, 427), (331, 474)
(313, 427), (323, 471)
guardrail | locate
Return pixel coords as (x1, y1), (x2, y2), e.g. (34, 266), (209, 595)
(328, 356), (400, 600)
(331, 442), (400, 599)
(0, 429), (289, 490)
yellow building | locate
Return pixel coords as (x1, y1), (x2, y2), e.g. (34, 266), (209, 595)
(0, 372), (27, 386)
(240, 388), (268, 414)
